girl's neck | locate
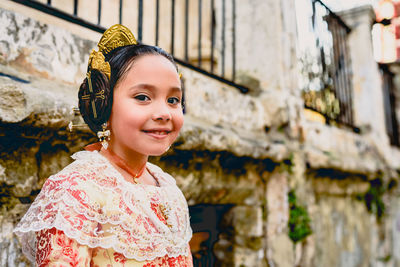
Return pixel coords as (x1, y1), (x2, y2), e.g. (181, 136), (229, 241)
(105, 142), (148, 174)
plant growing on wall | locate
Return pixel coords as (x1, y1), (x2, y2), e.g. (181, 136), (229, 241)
(363, 178), (385, 221)
(288, 190), (312, 243)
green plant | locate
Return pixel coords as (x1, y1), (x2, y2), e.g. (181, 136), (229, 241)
(288, 190), (312, 243)
(364, 178), (385, 221)
(280, 153), (294, 174)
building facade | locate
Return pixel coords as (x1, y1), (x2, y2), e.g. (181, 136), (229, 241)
(0, 0), (400, 266)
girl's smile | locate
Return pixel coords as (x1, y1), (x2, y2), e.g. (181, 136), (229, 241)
(142, 128), (172, 139)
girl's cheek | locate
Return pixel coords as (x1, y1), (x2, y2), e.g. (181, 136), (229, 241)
(176, 118), (184, 132)
(174, 110), (184, 122)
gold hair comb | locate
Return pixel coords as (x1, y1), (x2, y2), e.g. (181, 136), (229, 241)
(87, 24), (138, 78)
(97, 24), (138, 54)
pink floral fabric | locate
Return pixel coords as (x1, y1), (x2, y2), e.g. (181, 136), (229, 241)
(36, 228), (193, 266)
(14, 150), (193, 265)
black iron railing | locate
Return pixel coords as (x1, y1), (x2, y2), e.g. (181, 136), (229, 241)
(380, 64), (400, 147)
(297, 0), (355, 129)
(10, 0), (249, 93)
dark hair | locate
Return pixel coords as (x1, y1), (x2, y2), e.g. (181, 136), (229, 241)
(78, 44), (177, 133)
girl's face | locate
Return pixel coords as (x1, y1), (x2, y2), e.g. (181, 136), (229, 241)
(109, 54), (183, 157)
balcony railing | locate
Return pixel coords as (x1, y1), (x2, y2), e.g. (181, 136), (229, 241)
(10, 0), (249, 93)
(296, 0), (355, 130)
(380, 64), (400, 147)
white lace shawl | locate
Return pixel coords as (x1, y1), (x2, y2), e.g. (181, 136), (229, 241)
(13, 150), (192, 262)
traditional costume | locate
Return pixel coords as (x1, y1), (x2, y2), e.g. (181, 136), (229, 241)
(14, 147), (193, 266)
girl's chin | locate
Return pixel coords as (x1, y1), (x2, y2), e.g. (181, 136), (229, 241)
(143, 146), (172, 156)
(148, 150), (169, 157)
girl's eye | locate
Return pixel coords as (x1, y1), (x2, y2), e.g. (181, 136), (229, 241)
(134, 95), (150, 101)
(167, 97), (181, 105)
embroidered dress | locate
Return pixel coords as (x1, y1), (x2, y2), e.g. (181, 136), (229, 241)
(14, 150), (193, 266)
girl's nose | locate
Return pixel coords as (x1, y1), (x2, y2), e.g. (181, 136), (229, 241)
(152, 105), (172, 121)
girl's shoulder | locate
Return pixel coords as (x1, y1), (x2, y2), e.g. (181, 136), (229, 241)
(50, 150), (106, 179)
(46, 150), (117, 189)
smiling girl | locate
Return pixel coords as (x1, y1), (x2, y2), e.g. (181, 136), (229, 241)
(14, 25), (193, 266)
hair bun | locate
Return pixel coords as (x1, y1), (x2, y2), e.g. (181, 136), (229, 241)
(78, 69), (112, 133)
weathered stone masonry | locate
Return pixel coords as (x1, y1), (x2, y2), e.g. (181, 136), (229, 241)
(1, 1), (400, 267)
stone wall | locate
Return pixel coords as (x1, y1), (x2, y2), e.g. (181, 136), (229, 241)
(1, 1), (400, 267)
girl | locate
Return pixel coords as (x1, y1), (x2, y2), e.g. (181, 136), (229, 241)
(14, 24), (193, 266)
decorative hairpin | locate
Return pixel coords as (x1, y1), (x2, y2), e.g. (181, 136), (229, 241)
(68, 107), (87, 132)
(85, 71), (99, 119)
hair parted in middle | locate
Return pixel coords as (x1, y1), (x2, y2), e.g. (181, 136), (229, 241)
(78, 44), (178, 134)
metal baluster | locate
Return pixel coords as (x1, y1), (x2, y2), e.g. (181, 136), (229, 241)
(47, 0), (51, 5)
(156, 0), (159, 46)
(171, 0), (175, 54)
(325, 16), (339, 122)
(97, 0), (101, 25)
(389, 73), (400, 145)
(382, 68), (394, 143)
(221, 0), (226, 77)
(73, 0), (78, 16)
(341, 25), (354, 126)
(328, 17), (346, 122)
(210, 0), (215, 72)
(119, 0), (123, 24)
(184, 0), (189, 61)
(232, 0), (236, 81)
(339, 27), (351, 125)
(337, 23), (349, 125)
(335, 23), (350, 125)
(138, 0), (143, 42)
(198, 0), (202, 68)
(311, 0), (316, 31)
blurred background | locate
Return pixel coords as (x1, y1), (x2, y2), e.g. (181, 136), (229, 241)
(1, 0), (400, 266)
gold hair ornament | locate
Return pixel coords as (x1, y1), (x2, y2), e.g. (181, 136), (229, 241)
(97, 24), (138, 54)
(88, 50), (111, 79)
(87, 24), (137, 78)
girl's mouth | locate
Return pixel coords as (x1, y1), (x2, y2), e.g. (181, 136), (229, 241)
(142, 130), (171, 134)
(142, 130), (171, 139)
